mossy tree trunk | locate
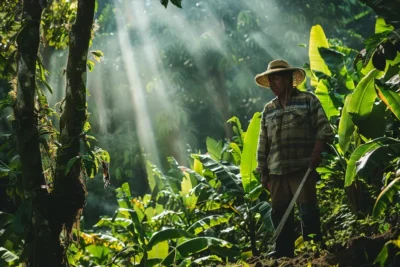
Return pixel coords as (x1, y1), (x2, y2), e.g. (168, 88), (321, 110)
(15, 0), (58, 266)
(15, 0), (96, 265)
(50, 0), (95, 265)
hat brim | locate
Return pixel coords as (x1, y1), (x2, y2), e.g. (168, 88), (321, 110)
(255, 67), (306, 88)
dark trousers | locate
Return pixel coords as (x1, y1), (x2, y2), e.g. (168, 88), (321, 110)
(269, 168), (322, 258)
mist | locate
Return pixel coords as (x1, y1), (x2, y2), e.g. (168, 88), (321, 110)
(44, 0), (373, 227)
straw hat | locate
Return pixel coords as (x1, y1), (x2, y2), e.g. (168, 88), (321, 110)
(255, 59), (306, 88)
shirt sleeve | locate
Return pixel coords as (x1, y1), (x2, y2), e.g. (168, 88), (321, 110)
(310, 96), (335, 144)
(256, 111), (270, 174)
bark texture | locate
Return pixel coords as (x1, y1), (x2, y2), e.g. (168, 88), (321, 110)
(15, 0), (57, 266)
(50, 0), (95, 265)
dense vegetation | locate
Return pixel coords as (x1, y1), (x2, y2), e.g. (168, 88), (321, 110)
(0, 0), (400, 266)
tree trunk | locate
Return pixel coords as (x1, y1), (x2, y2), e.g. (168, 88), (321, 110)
(50, 0), (95, 265)
(15, 0), (58, 266)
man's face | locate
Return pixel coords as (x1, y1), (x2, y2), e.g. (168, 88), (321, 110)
(267, 72), (292, 96)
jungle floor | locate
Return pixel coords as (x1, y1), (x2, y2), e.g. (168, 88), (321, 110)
(246, 228), (400, 267)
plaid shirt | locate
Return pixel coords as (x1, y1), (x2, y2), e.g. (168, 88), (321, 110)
(256, 88), (334, 175)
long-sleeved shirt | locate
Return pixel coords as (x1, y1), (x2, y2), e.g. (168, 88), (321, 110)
(256, 88), (334, 175)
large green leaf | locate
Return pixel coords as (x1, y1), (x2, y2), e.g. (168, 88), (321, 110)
(318, 47), (345, 74)
(161, 237), (232, 266)
(187, 214), (232, 235)
(240, 112), (261, 193)
(192, 154), (243, 192)
(147, 228), (191, 250)
(115, 208), (145, 244)
(347, 69), (381, 120)
(374, 239), (400, 267)
(206, 137), (223, 161)
(86, 245), (109, 263)
(345, 137), (400, 186)
(315, 79), (340, 120)
(372, 177), (400, 218)
(338, 95), (355, 153)
(375, 17), (394, 34)
(258, 201), (274, 234)
(148, 241), (169, 260)
(375, 79), (400, 120)
(181, 172), (198, 208)
(356, 144), (400, 181)
(355, 101), (388, 139)
(309, 25), (331, 87)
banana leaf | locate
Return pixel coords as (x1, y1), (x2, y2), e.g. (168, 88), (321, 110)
(240, 112), (261, 193)
(373, 177), (400, 218)
(345, 137), (400, 186)
(147, 228), (190, 250)
(315, 79), (340, 120)
(338, 95), (355, 153)
(375, 79), (400, 120)
(161, 237), (233, 266)
(187, 214), (232, 235)
(309, 25), (331, 87)
(347, 69), (381, 120)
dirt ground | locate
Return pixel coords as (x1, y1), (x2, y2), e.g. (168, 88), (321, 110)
(246, 229), (400, 267)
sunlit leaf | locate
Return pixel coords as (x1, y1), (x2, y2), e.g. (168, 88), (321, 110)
(0, 247), (18, 263)
(86, 245), (109, 261)
(206, 137), (223, 161)
(148, 241), (169, 260)
(240, 112), (261, 193)
(187, 214), (232, 235)
(86, 60), (95, 71)
(373, 177), (400, 218)
(94, 217), (132, 229)
(347, 69), (381, 119)
(375, 17), (394, 34)
(192, 255), (223, 265)
(227, 116), (244, 147)
(338, 95), (355, 153)
(181, 172), (198, 208)
(192, 154), (242, 192)
(193, 158), (203, 175)
(315, 79), (340, 120)
(147, 228), (191, 250)
(229, 142), (242, 165)
(162, 237), (232, 266)
(244, 184), (263, 201)
(309, 24), (331, 87)
(375, 79), (400, 120)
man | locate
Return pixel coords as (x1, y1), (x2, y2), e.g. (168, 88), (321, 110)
(255, 59), (334, 258)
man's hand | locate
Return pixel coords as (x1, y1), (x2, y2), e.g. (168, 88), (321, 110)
(261, 172), (270, 190)
(310, 140), (324, 169)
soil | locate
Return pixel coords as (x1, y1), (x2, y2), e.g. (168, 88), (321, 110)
(246, 228), (400, 267)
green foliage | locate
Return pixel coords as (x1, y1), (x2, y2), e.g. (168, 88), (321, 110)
(374, 238), (400, 267)
(240, 112), (261, 194)
(373, 178), (400, 218)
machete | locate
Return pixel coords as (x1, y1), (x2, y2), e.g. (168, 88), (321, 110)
(270, 167), (312, 245)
